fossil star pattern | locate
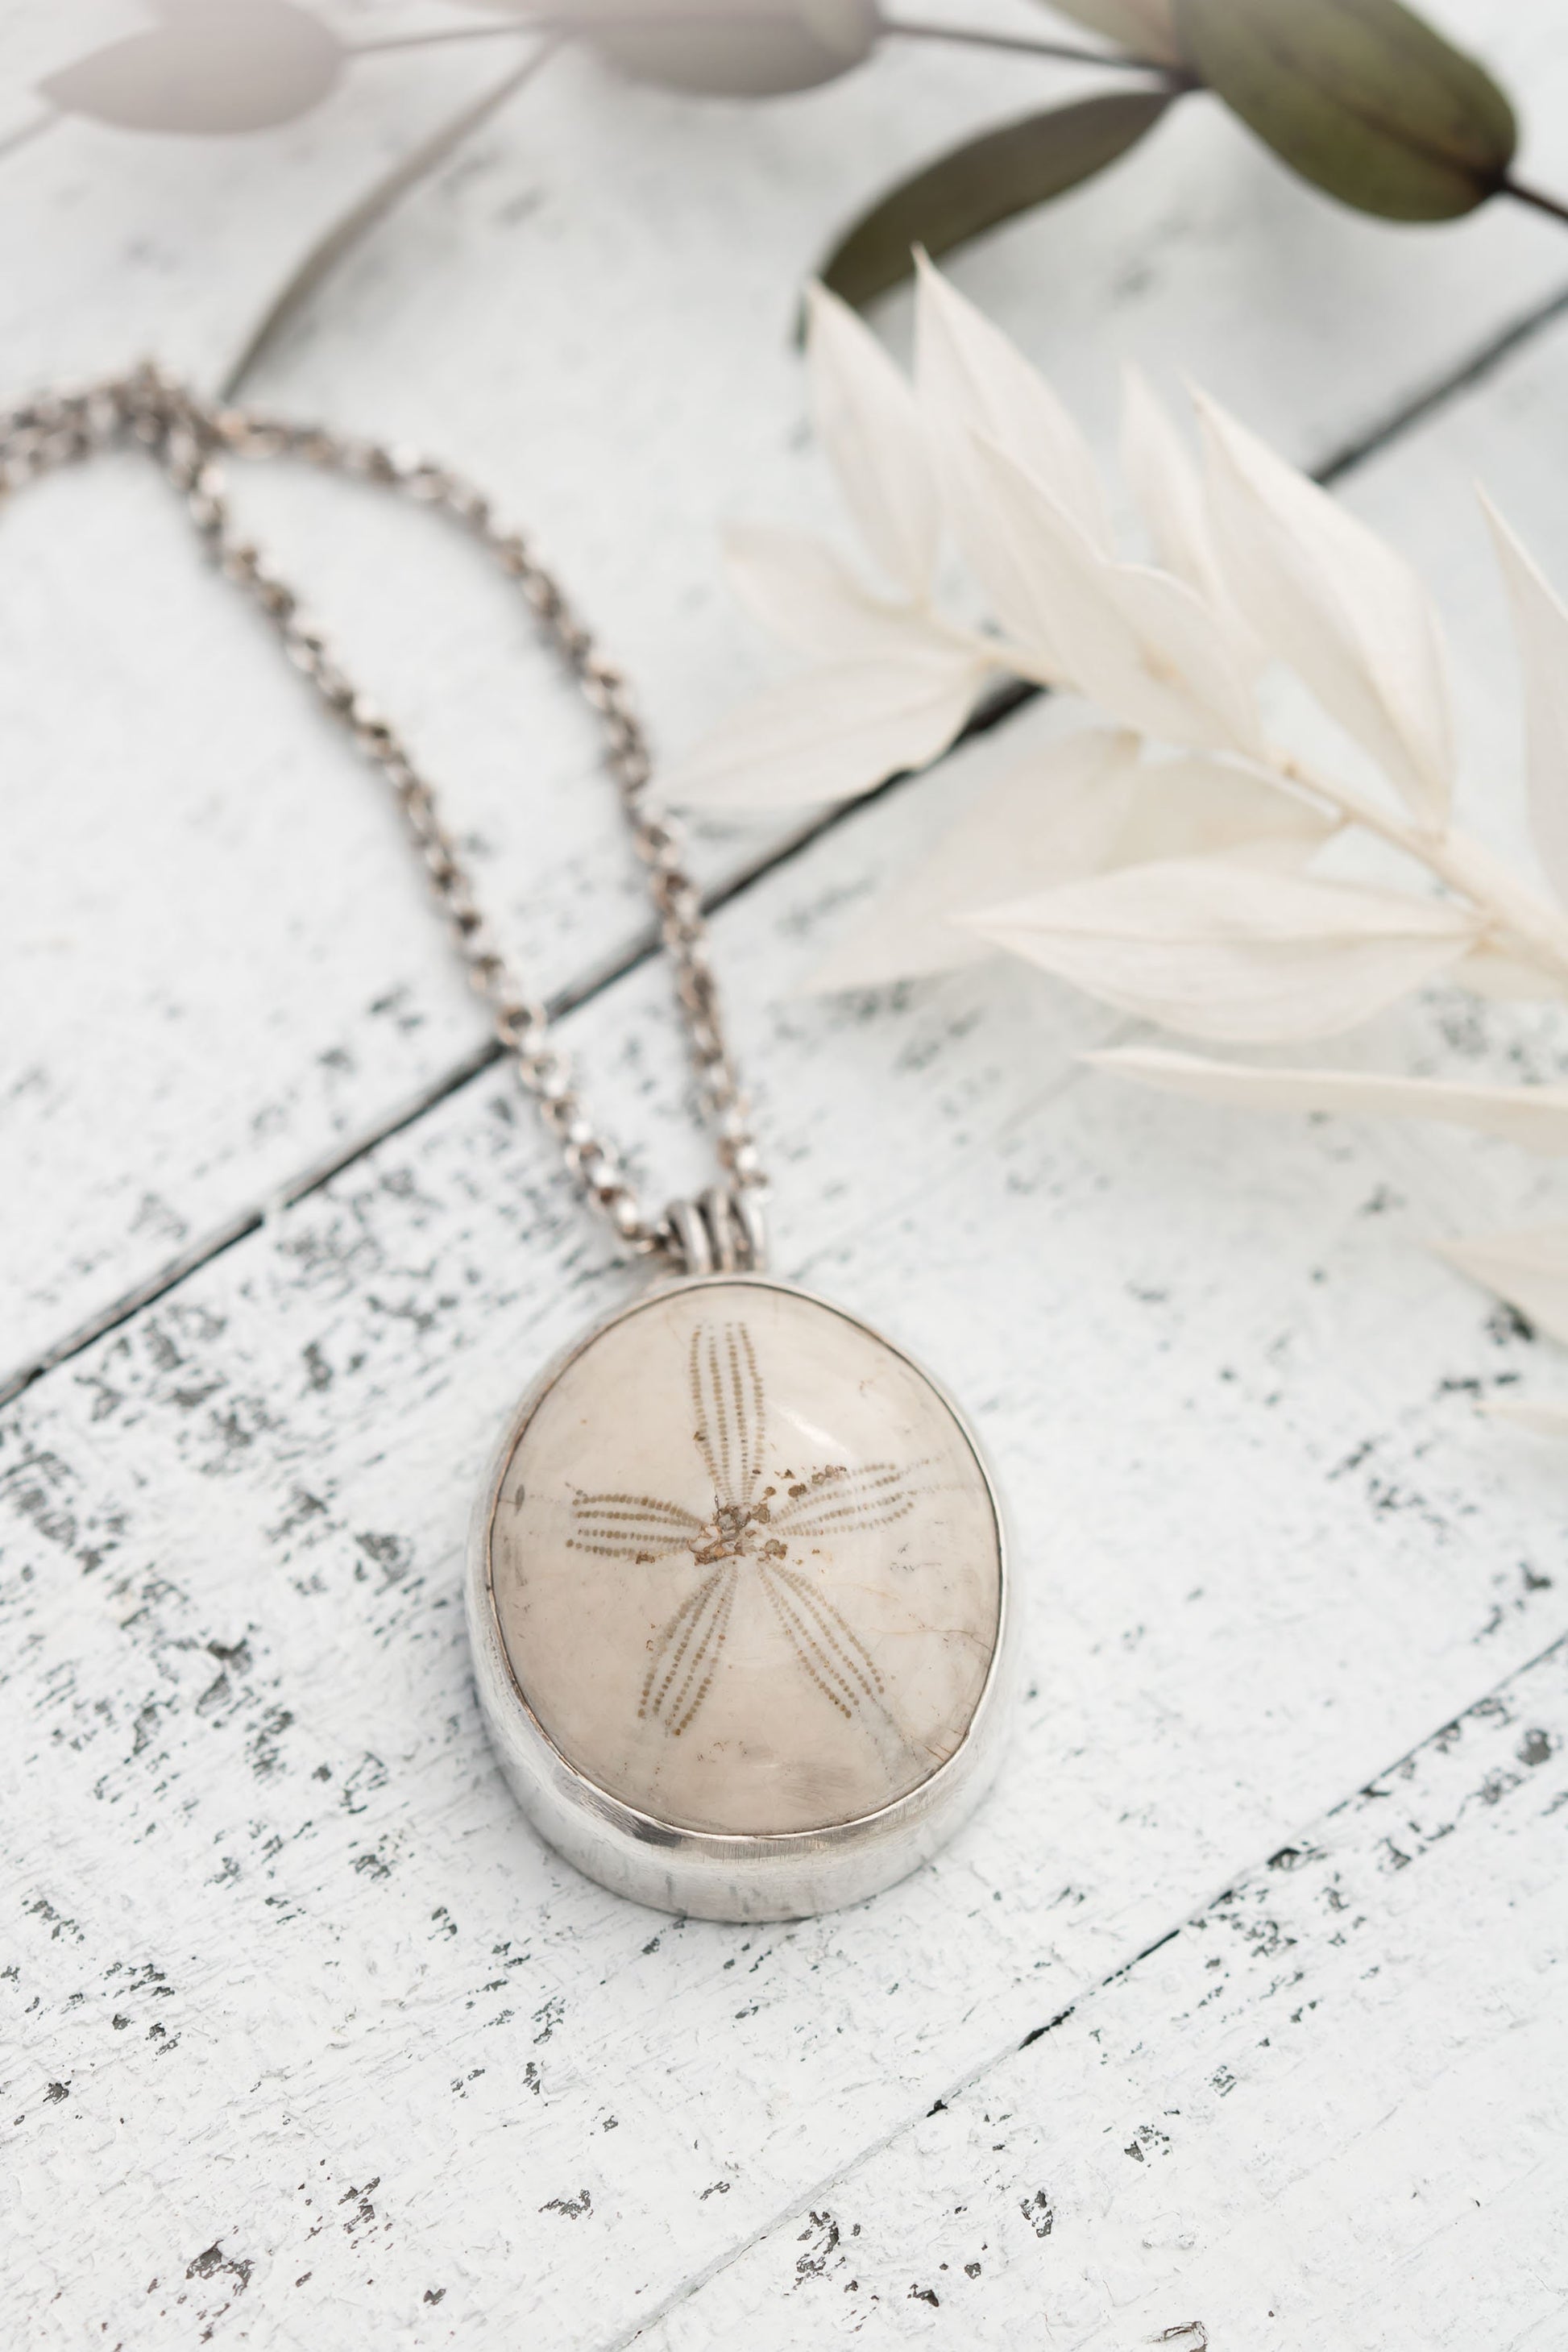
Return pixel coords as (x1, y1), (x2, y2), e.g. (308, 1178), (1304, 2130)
(567, 1321), (927, 1736)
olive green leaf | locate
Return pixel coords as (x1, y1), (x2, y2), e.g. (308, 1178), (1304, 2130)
(1039, 0), (1186, 68)
(821, 89), (1176, 313)
(41, 0), (343, 135)
(1172, 0), (1516, 221)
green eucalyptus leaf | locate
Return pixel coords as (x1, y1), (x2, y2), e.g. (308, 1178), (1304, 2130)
(821, 89), (1176, 313)
(1173, 0), (1516, 221)
(1039, 0), (1185, 67)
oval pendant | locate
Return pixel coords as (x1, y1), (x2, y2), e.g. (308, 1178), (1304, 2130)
(467, 1275), (1014, 1920)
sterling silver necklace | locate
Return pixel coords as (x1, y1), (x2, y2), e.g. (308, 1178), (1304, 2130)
(12, 369), (1015, 1922)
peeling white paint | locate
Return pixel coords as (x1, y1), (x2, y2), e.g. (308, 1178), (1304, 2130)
(4, 4), (1568, 2345)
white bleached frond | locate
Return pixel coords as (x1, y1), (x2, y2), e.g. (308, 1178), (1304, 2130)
(807, 725), (1140, 991)
(666, 646), (994, 811)
(1483, 1397), (1568, 1435)
(1483, 496), (1568, 912)
(1087, 1047), (1568, 1153)
(1113, 755), (1334, 864)
(808, 740), (1334, 993)
(804, 281), (940, 599)
(915, 255), (1110, 550)
(968, 438), (1263, 755)
(722, 525), (978, 665)
(963, 862), (1478, 1042)
(1122, 368), (1263, 673)
(1197, 389), (1455, 826)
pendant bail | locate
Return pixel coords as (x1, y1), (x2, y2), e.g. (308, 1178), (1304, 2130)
(663, 1186), (769, 1277)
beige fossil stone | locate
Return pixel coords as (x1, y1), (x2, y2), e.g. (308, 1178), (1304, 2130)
(487, 1279), (1003, 1836)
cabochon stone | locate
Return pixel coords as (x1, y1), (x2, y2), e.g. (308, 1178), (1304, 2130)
(488, 1279), (1002, 1836)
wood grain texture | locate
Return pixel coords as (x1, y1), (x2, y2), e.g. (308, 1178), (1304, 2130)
(0, 2), (516, 392)
(6, 646), (1568, 2342)
(10, 0), (1568, 1379)
(6, 2), (1568, 2344)
(646, 1636), (1568, 2350)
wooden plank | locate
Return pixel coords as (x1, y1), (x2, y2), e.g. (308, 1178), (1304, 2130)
(7, 313), (1568, 2327)
(643, 1636), (1568, 2351)
(0, 3), (516, 392)
(9, 9), (1568, 2342)
(10, 1), (1568, 1380)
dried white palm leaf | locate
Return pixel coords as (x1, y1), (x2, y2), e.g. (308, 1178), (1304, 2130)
(1196, 390), (1455, 828)
(1121, 368), (1263, 674)
(661, 646), (994, 811)
(1483, 1396), (1568, 1434)
(803, 283), (940, 599)
(721, 525), (979, 665)
(968, 439), (1263, 754)
(674, 260), (1568, 1433)
(1450, 943), (1568, 1002)
(1483, 496), (1568, 911)
(680, 263), (1568, 1044)
(808, 736), (1334, 992)
(1437, 1224), (1568, 1346)
(1113, 757), (1333, 864)
(963, 864), (1479, 1042)
(673, 263), (1568, 1429)
(914, 253), (1110, 551)
(1086, 1047), (1568, 1153)
(807, 726), (1140, 990)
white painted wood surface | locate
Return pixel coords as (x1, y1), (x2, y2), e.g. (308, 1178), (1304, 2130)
(4, 6), (1568, 2346)
(10, 0), (1568, 1383)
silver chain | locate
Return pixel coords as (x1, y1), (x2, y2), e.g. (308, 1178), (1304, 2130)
(0, 365), (766, 1273)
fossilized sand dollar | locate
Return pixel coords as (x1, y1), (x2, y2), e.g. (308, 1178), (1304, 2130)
(487, 1280), (1003, 1837)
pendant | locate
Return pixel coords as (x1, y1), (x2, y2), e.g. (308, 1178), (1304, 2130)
(467, 1271), (1015, 1920)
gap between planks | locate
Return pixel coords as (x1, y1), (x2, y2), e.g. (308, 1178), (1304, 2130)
(597, 1625), (1568, 2352)
(6, 268), (1568, 1423)
(0, 677), (1027, 1411)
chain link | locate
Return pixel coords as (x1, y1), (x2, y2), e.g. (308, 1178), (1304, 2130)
(0, 365), (765, 1266)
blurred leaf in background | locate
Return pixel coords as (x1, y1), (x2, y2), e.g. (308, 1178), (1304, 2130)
(821, 0), (1533, 303)
(822, 89), (1176, 309)
(22, 0), (1561, 300)
(462, 0), (880, 96)
(42, 0), (343, 134)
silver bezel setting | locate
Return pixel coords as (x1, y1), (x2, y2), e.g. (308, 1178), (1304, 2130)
(466, 1273), (1018, 1923)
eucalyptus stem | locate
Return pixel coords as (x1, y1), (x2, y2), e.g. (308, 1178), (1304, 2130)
(220, 44), (557, 399)
(338, 20), (1568, 234)
(1504, 176), (1568, 231)
(878, 19), (1181, 75)
(353, 11), (1188, 77)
